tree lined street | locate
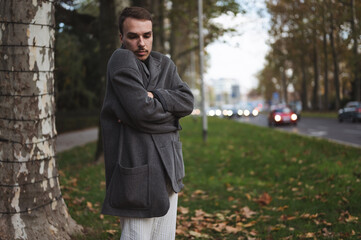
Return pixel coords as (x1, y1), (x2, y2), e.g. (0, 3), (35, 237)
(238, 115), (361, 148)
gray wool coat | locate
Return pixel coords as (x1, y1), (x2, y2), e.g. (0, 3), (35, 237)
(100, 48), (194, 218)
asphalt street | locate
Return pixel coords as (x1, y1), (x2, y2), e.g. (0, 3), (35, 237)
(237, 114), (361, 148)
(56, 127), (98, 153)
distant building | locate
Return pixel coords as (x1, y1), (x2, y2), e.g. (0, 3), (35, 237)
(207, 78), (240, 107)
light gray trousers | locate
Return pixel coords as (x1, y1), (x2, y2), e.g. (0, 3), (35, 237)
(119, 192), (178, 240)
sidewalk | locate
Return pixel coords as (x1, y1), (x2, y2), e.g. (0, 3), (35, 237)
(56, 127), (98, 153)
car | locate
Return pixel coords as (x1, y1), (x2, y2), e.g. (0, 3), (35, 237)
(268, 107), (298, 127)
(338, 101), (361, 122)
(207, 107), (222, 117)
(222, 107), (242, 119)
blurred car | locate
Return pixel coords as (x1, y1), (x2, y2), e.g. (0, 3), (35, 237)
(222, 107), (242, 118)
(238, 103), (259, 117)
(268, 107), (298, 127)
(338, 101), (361, 122)
(207, 107), (222, 117)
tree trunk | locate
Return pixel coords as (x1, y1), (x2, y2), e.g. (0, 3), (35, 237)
(329, 8), (340, 110)
(281, 67), (288, 105)
(0, 1), (82, 239)
(322, 1), (329, 110)
(131, 0), (152, 9)
(95, 0), (120, 162)
(300, 53), (308, 110)
(152, 0), (165, 53)
(312, 28), (319, 110)
(350, 0), (360, 101)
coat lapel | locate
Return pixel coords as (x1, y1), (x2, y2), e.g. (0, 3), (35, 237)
(147, 53), (161, 90)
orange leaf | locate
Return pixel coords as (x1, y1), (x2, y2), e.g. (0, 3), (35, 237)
(305, 232), (315, 238)
(243, 220), (257, 228)
(106, 230), (117, 235)
(178, 206), (189, 215)
(245, 193), (252, 201)
(254, 192), (272, 206)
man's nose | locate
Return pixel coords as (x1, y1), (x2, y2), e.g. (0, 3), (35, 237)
(138, 37), (145, 47)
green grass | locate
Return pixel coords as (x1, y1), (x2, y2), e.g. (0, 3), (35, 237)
(58, 117), (361, 239)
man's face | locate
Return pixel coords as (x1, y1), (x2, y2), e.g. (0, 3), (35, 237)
(120, 17), (153, 61)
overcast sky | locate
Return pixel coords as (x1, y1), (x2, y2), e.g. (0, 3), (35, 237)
(204, 1), (270, 94)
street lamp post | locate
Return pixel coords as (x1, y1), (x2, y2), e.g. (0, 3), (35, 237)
(198, 0), (208, 142)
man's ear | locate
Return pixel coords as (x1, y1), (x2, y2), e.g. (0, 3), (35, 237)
(119, 34), (123, 43)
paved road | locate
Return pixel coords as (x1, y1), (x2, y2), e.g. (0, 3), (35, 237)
(56, 127), (98, 153)
(237, 114), (361, 148)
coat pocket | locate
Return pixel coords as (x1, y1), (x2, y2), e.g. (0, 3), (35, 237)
(172, 141), (185, 180)
(108, 163), (150, 209)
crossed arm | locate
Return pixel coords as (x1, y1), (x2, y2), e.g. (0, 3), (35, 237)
(107, 50), (194, 134)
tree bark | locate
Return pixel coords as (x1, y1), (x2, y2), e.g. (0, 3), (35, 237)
(0, 1), (82, 239)
(312, 28), (319, 110)
(95, 0), (120, 162)
(281, 67), (288, 105)
(300, 53), (308, 110)
(350, 0), (360, 101)
(329, 8), (340, 109)
(322, 1), (329, 110)
(152, 0), (165, 53)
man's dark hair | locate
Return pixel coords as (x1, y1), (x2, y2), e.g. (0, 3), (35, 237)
(119, 7), (153, 35)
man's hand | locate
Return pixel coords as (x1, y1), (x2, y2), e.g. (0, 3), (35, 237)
(147, 92), (154, 98)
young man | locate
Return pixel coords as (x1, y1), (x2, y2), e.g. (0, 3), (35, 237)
(100, 7), (194, 240)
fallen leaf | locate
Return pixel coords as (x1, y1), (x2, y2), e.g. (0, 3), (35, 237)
(212, 222), (227, 232)
(225, 225), (240, 234)
(277, 205), (289, 211)
(254, 192), (272, 206)
(178, 206), (189, 215)
(345, 214), (358, 223)
(241, 206), (257, 218)
(228, 196), (235, 201)
(305, 232), (315, 238)
(189, 230), (210, 238)
(279, 214), (296, 221)
(106, 230), (117, 235)
(243, 221), (257, 228)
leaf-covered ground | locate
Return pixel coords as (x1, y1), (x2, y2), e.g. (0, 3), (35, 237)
(58, 117), (361, 239)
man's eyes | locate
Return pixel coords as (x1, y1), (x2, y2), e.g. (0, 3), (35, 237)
(127, 33), (152, 39)
(128, 35), (138, 39)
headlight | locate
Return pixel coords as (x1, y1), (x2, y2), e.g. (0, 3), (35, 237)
(244, 110), (250, 116)
(216, 109), (222, 116)
(192, 109), (200, 115)
(208, 110), (215, 116)
(291, 113), (298, 121)
(274, 114), (281, 122)
(252, 109), (259, 116)
(237, 110), (243, 116)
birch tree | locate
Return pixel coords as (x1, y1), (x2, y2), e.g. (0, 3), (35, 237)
(0, 1), (82, 239)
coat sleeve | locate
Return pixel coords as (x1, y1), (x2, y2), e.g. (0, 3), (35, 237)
(108, 50), (179, 133)
(151, 63), (194, 118)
